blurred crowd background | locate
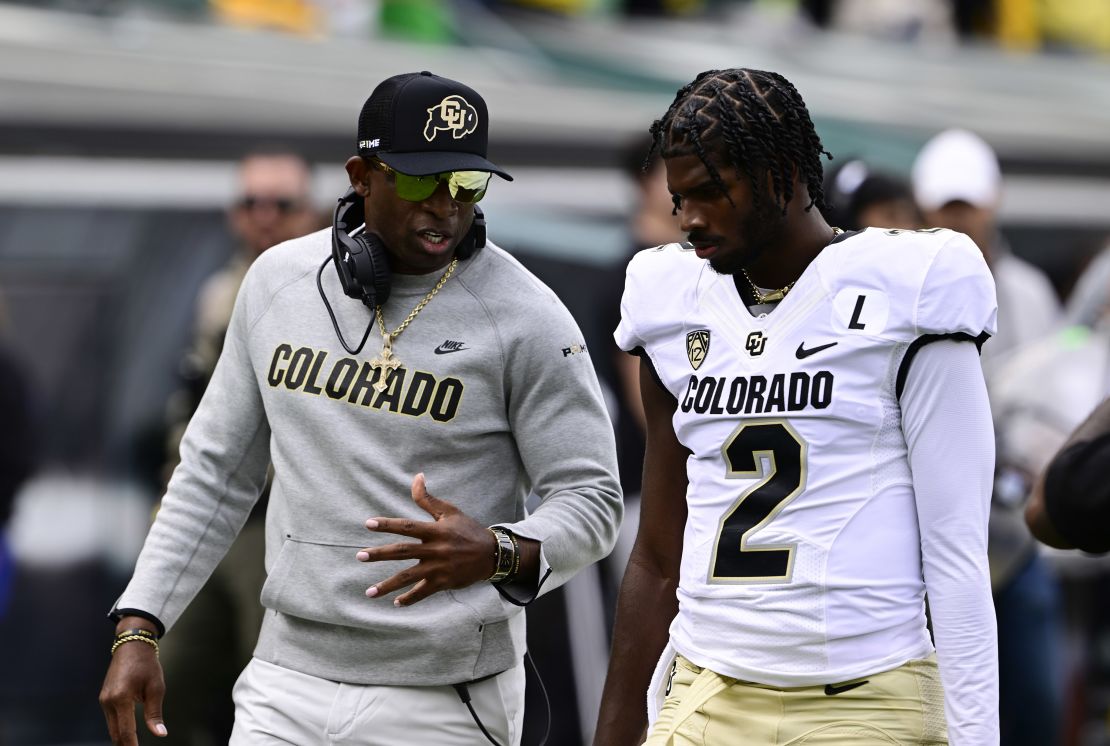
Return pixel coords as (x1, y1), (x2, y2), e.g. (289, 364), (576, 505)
(2, 0), (1110, 744)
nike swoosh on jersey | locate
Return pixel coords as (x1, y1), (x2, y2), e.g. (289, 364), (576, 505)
(795, 341), (838, 359)
(434, 344), (469, 354)
(824, 680), (869, 696)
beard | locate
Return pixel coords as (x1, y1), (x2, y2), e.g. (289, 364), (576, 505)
(707, 200), (786, 276)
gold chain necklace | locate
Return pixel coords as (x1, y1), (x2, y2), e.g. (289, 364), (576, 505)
(370, 257), (458, 393)
(740, 228), (843, 304)
(740, 270), (794, 304)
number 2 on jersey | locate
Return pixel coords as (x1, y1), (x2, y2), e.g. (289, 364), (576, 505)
(710, 421), (807, 583)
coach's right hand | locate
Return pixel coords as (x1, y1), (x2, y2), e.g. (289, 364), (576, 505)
(99, 616), (168, 745)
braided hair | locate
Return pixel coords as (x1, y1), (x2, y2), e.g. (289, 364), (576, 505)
(649, 68), (832, 216)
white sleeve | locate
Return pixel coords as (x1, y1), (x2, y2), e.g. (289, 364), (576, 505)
(901, 338), (999, 746)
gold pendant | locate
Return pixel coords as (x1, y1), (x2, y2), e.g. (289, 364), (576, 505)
(760, 289), (787, 303)
(370, 335), (401, 393)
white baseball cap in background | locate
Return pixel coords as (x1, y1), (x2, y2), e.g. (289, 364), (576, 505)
(911, 129), (1002, 212)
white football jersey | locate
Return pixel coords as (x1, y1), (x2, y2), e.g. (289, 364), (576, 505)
(616, 227), (997, 687)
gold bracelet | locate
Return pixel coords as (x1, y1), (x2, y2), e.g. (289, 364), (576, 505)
(111, 634), (159, 656)
(116, 628), (158, 641)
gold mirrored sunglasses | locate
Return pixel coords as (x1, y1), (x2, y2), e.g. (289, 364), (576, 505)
(374, 161), (490, 204)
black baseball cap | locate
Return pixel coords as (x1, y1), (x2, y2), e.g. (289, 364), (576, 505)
(357, 71), (512, 181)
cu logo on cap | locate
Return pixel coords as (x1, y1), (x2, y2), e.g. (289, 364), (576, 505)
(424, 95), (478, 142)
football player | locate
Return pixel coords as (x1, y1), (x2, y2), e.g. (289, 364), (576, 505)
(594, 68), (999, 745)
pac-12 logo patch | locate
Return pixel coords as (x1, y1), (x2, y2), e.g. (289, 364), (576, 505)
(686, 330), (710, 370)
(745, 331), (767, 357)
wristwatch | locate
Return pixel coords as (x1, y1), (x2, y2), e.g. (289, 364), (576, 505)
(487, 527), (518, 584)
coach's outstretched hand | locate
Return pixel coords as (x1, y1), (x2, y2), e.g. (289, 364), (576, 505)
(358, 473), (533, 605)
(99, 619), (167, 745)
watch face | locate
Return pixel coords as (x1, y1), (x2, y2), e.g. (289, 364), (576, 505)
(489, 528), (518, 583)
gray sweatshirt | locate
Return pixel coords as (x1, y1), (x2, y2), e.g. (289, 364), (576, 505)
(114, 228), (622, 685)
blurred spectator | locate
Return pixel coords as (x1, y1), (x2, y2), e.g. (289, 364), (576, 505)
(210, 0), (380, 37)
(211, 0), (321, 34)
(1065, 241), (1110, 329)
(380, 0), (454, 42)
(802, 0), (1110, 66)
(951, 0), (994, 39)
(598, 135), (683, 577)
(986, 0), (1110, 54)
(149, 147), (318, 746)
(914, 127), (1064, 746)
(822, 158), (923, 231)
(0, 295), (45, 741)
(1039, 0), (1110, 53)
(491, 0), (601, 14)
(801, 0), (956, 43)
(610, 136), (683, 452)
(913, 128), (1061, 368)
(622, 0), (704, 16)
(988, 298), (1110, 740)
(0, 297), (37, 620)
(169, 147), (319, 394)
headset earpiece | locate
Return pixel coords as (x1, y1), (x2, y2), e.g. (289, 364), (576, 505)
(330, 188), (487, 308)
(331, 187), (391, 309)
(455, 205), (486, 260)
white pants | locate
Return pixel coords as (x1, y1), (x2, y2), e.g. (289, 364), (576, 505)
(229, 657), (526, 745)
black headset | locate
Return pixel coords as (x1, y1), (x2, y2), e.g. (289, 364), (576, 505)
(330, 186), (485, 310)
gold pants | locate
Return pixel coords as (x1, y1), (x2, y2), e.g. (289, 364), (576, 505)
(647, 654), (947, 745)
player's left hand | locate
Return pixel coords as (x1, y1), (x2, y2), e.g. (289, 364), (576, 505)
(357, 472), (498, 606)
